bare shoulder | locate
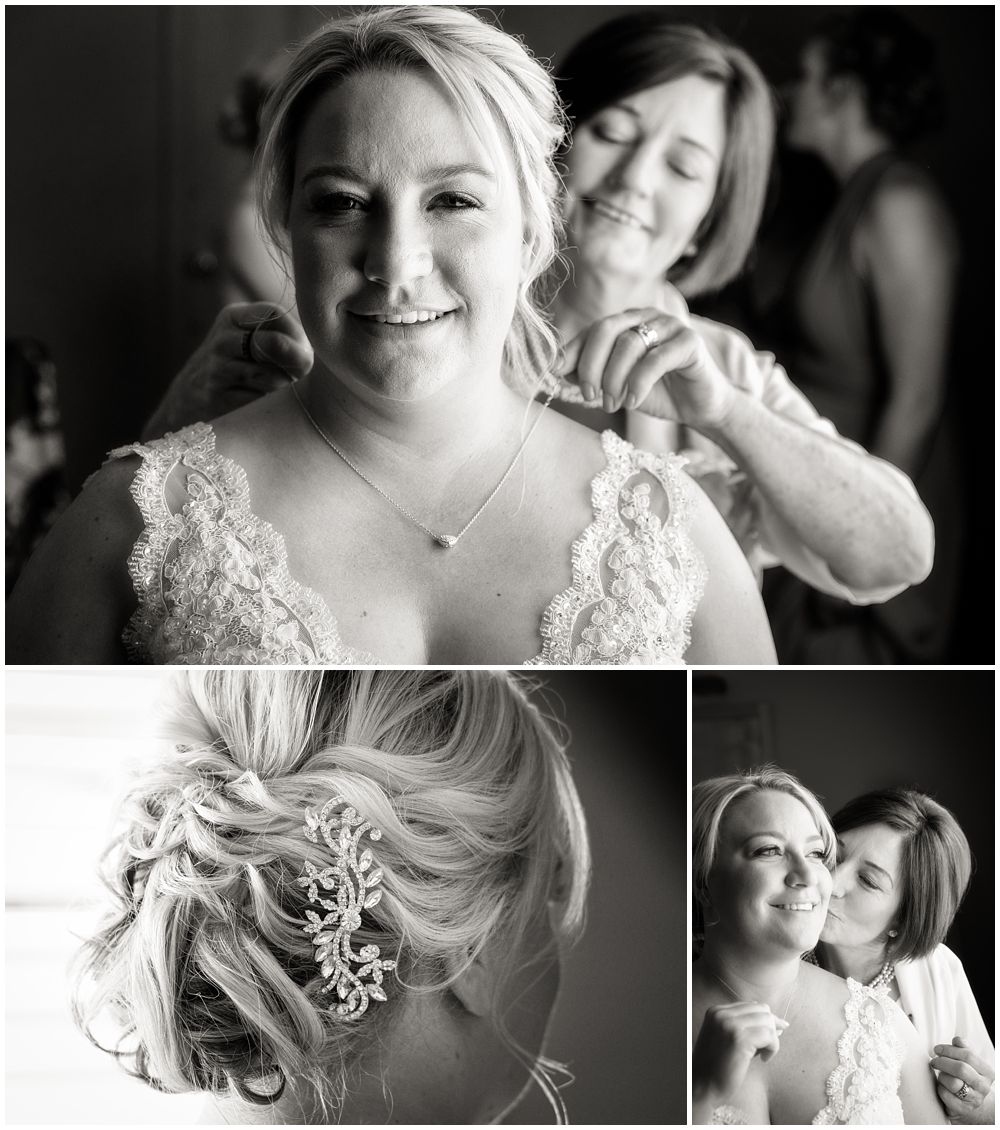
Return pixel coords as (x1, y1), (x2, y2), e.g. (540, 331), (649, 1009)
(858, 171), (959, 264)
(210, 385), (301, 471)
(789, 963), (854, 1039)
(799, 959), (852, 1000)
(6, 457), (143, 662)
(531, 399), (609, 483)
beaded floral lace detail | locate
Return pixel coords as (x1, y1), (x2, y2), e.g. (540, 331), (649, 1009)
(526, 431), (706, 666)
(812, 978), (904, 1125)
(710, 1106), (748, 1124)
(110, 425), (373, 664)
(112, 425), (705, 665)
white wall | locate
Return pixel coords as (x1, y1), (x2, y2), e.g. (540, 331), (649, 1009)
(5, 669), (203, 1124)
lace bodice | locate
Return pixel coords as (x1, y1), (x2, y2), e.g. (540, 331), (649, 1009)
(109, 424), (706, 665)
(812, 979), (904, 1125)
(711, 980), (904, 1126)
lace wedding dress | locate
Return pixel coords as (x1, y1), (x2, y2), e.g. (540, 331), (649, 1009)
(108, 424), (706, 664)
(712, 980), (905, 1125)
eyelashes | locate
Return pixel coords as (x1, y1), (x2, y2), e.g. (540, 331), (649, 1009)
(305, 191), (484, 216)
(752, 844), (829, 861)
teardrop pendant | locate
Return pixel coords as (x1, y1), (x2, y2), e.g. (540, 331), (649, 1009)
(435, 534), (458, 548)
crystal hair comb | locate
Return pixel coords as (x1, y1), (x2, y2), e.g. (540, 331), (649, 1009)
(298, 796), (397, 1018)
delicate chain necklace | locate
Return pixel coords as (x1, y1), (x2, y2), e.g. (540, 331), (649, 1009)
(291, 382), (554, 549)
(709, 965), (799, 1021)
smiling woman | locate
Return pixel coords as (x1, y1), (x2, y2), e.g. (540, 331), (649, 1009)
(690, 767), (946, 1125)
(283, 68), (524, 404)
(7, 5), (775, 665)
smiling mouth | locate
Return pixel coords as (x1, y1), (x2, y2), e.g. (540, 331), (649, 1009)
(587, 199), (650, 232)
(351, 309), (455, 325)
(771, 902), (818, 912)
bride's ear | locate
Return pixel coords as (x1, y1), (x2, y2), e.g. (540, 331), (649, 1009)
(446, 949), (496, 1018)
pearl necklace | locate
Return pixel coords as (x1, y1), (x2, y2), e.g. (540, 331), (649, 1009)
(291, 382), (553, 549)
(865, 960), (896, 993)
(804, 950), (895, 992)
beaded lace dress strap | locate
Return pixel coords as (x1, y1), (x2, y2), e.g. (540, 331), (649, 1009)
(812, 978), (904, 1125)
(710, 1105), (749, 1124)
(528, 430), (706, 665)
(107, 424), (372, 664)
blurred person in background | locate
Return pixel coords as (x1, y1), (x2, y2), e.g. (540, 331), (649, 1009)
(761, 8), (962, 663)
(216, 52), (293, 309)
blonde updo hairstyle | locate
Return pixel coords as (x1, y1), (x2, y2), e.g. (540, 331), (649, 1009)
(256, 5), (568, 397)
(72, 671), (589, 1118)
(692, 764), (835, 944)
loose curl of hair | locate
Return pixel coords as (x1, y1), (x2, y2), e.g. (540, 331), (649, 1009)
(557, 16), (776, 298)
(254, 6), (568, 398)
(812, 9), (946, 144)
(831, 787), (972, 963)
(692, 764), (835, 943)
(71, 670), (590, 1120)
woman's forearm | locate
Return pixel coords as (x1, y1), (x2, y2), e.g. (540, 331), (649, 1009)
(700, 388), (935, 591)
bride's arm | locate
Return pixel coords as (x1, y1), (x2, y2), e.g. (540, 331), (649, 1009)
(6, 460), (138, 662)
(893, 1007), (948, 1124)
(683, 475), (776, 664)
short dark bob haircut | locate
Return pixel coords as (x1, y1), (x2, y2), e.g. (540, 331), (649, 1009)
(557, 15), (776, 298)
(810, 8), (946, 144)
(831, 788), (972, 964)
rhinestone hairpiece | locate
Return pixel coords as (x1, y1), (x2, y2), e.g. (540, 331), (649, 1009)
(297, 795), (397, 1019)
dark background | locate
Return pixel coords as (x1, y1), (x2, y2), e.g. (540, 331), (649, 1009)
(7, 6), (993, 658)
(522, 671), (687, 1123)
(692, 669), (995, 1044)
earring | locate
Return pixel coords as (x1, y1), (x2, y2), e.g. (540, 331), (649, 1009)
(888, 928), (898, 938)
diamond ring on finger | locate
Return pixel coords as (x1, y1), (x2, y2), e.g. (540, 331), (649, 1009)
(632, 321), (659, 352)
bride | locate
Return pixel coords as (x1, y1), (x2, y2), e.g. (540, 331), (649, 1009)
(7, 6), (773, 665)
(691, 767), (945, 1124)
(72, 669), (591, 1124)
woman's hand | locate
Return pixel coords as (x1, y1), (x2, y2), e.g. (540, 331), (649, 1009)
(931, 1037), (995, 1122)
(556, 307), (737, 431)
(141, 303), (312, 440)
(692, 1002), (788, 1116)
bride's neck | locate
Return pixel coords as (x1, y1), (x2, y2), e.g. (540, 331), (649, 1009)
(698, 937), (803, 1009)
(296, 363), (526, 471)
(199, 1000), (486, 1125)
(815, 939), (890, 985)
